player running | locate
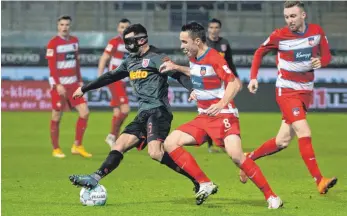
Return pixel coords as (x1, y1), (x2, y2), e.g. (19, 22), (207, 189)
(239, 1), (337, 195)
(69, 24), (201, 195)
(159, 22), (283, 208)
(205, 18), (242, 153)
(46, 15), (91, 158)
(98, 18), (131, 147)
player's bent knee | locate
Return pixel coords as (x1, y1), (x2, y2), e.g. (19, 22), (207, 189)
(76, 104), (89, 119)
(113, 107), (121, 116)
(147, 140), (164, 161)
(292, 120), (312, 138)
(224, 135), (244, 166)
(112, 134), (134, 153)
(51, 110), (62, 121)
(163, 131), (182, 152)
(276, 137), (292, 149)
(120, 104), (130, 114)
(148, 150), (163, 161)
(80, 112), (89, 119)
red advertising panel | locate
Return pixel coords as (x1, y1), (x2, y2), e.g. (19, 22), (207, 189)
(1, 81), (51, 111)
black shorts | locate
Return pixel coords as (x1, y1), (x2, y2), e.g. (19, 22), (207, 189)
(122, 106), (173, 148)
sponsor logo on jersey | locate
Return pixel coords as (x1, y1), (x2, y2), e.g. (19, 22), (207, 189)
(292, 107), (300, 116)
(65, 53), (76, 60)
(129, 70), (148, 80)
(222, 65), (231, 74)
(308, 37), (315, 46)
(200, 67), (206, 76)
(56, 43), (78, 53)
(294, 48), (312, 61)
(105, 44), (113, 52)
(221, 44), (227, 52)
(191, 76), (203, 89)
(142, 59), (150, 68)
(46, 49), (54, 57)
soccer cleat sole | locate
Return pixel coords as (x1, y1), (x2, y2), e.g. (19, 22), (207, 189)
(195, 185), (218, 205)
(69, 175), (95, 190)
(320, 177), (338, 194)
(196, 192), (208, 205)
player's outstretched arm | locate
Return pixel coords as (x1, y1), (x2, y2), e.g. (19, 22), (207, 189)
(81, 62), (128, 94)
(169, 72), (193, 92)
(159, 61), (190, 77)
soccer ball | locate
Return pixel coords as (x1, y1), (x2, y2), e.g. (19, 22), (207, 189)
(79, 184), (107, 206)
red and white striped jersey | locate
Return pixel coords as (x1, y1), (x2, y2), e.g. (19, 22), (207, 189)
(46, 35), (81, 86)
(190, 48), (237, 115)
(104, 35), (128, 70)
(251, 23), (331, 95)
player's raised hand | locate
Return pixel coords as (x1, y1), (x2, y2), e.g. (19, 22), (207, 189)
(159, 61), (177, 73)
(56, 84), (67, 97)
(311, 57), (322, 69)
(206, 102), (224, 116)
(72, 87), (84, 99)
(248, 79), (259, 94)
(188, 90), (197, 102)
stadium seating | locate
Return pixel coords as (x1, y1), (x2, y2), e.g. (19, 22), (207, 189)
(1, 1), (347, 44)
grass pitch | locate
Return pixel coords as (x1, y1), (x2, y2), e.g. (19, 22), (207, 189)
(2, 111), (347, 216)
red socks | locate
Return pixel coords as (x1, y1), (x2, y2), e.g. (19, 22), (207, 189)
(298, 137), (322, 184)
(240, 158), (275, 199)
(249, 138), (282, 160)
(75, 117), (88, 146)
(169, 147), (210, 183)
(111, 113), (128, 137)
(50, 120), (60, 149)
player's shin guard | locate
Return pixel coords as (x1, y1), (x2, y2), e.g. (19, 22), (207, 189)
(249, 138), (283, 160)
(93, 150), (124, 180)
(161, 152), (198, 184)
(111, 113), (128, 138)
(240, 158), (275, 200)
(298, 137), (322, 184)
(169, 147), (210, 183)
(75, 117), (88, 146)
(50, 120), (60, 149)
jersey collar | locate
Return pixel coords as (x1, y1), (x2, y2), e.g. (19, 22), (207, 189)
(196, 47), (210, 61)
(291, 23), (309, 36)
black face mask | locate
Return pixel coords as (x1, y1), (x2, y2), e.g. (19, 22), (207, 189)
(124, 35), (148, 53)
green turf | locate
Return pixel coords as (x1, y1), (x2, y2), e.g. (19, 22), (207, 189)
(2, 112), (347, 216)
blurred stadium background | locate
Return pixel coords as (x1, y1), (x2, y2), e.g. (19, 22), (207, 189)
(2, 1), (347, 112)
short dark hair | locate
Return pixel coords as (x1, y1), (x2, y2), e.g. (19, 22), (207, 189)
(119, 18), (131, 24)
(208, 18), (222, 28)
(181, 22), (206, 43)
(284, 1), (305, 10)
(123, 23), (147, 38)
(57, 15), (72, 22)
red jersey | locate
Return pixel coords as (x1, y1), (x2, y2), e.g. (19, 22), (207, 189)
(189, 48), (237, 115)
(46, 35), (82, 86)
(104, 35), (127, 70)
(250, 23), (331, 94)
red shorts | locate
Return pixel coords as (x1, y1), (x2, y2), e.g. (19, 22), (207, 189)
(276, 89), (313, 124)
(177, 113), (240, 147)
(108, 81), (129, 107)
(50, 83), (86, 111)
